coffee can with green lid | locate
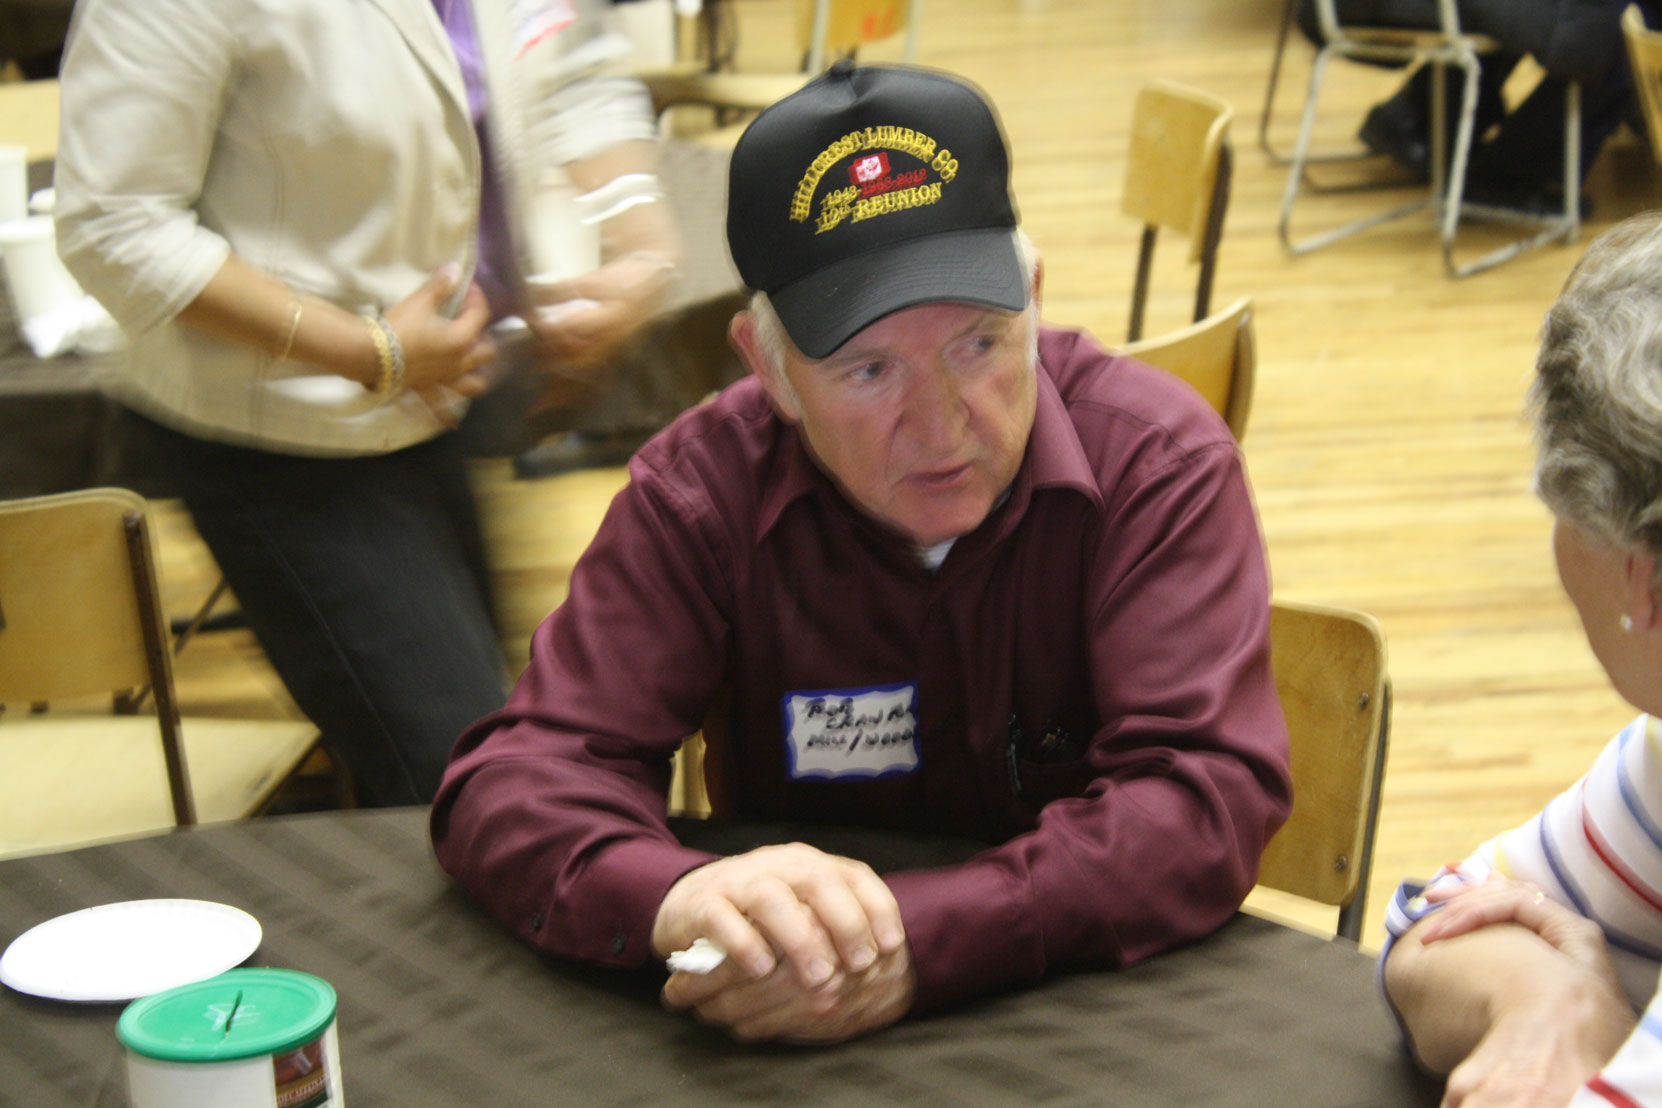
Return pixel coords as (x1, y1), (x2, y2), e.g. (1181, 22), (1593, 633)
(118, 967), (344, 1108)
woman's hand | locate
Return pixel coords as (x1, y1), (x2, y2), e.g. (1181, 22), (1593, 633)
(383, 264), (498, 425)
(1419, 875), (1623, 990)
(524, 251), (678, 410)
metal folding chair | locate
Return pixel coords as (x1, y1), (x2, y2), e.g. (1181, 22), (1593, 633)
(1278, 0), (1579, 278)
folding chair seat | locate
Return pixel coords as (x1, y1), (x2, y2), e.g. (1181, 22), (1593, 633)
(0, 488), (321, 859)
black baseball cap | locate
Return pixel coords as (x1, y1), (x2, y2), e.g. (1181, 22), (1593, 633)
(726, 62), (1026, 359)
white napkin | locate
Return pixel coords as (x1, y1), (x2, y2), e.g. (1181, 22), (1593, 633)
(18, 294), (124, 358)
(665, 938), (726, 975)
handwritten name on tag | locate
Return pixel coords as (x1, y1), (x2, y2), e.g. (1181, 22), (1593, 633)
(783, 683), (921, 781)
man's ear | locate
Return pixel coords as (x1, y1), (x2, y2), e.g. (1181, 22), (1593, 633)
(1625, 548), (1662, 631)
(729, 311), (801, 423)
(1030, 256), (1044, 312)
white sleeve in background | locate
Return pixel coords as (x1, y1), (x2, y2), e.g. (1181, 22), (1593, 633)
(52, 0), (239, 335)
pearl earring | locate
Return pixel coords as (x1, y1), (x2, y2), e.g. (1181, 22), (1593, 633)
(1621, 613), (1635, 632)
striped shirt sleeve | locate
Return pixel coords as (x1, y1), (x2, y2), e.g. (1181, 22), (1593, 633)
(1381, 715), (1662, 1102)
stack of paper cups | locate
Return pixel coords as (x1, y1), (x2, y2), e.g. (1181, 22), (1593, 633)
(0, 215), (83, 324)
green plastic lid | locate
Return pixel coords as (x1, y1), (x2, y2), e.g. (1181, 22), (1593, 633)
(117, 968), (336, 1062)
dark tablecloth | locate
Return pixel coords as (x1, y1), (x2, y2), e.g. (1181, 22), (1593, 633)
(0, 808), (1441, 1108)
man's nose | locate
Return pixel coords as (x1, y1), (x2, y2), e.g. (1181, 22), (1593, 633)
(901, 364), (968, 447)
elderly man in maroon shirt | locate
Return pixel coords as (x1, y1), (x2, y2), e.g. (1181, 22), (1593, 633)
(431, 62), (1292, 1044)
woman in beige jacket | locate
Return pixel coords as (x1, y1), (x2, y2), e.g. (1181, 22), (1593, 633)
(54, 0), (678, 804)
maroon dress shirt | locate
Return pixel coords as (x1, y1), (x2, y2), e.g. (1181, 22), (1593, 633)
(432, 325), (1292, 1013)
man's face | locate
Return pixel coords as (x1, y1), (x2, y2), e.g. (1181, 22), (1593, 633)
(743, 299), (1040, 548)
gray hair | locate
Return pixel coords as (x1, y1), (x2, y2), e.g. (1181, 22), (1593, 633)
(1532, 210), (1662, 571)
(749, 228), (1042, 374)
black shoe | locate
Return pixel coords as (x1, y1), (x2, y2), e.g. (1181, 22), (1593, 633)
(1358, 103), (1430, 180)
(512, 430), (654, 478)
(1460, 174), (1593, 221)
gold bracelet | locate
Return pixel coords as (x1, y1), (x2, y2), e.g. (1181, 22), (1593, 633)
(363, 313), (405, 400)
(273, 300), (302, 362)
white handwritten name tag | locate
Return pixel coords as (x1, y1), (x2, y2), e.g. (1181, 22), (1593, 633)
(782, 683), (921, 781)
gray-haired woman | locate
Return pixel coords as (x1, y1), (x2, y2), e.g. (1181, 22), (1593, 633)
(1381, 211), (1662, 1107)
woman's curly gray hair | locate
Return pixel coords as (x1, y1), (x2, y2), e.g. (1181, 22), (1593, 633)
(1532, 210), (1662, 573)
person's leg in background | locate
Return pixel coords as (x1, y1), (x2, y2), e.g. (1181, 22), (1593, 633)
(1294, 0), (1513, 179)
(1464, 70), (1632, 213)
(130, 411), (509, 806)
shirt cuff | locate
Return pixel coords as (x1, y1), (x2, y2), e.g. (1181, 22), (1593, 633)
(554, 834), (718, 968)
(885, 859), (1044, 1014)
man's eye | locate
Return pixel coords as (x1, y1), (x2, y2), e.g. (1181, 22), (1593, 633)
(849, 362), (886, 382)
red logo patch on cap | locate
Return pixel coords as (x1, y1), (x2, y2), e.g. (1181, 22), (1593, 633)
(850, 152), (890, 186)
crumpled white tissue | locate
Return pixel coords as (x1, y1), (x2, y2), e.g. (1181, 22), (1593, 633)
(666, 938), (727, 975)
(17, 294), (124, 359)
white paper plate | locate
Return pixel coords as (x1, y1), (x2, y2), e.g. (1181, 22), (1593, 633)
(0, 899), (262, 1002)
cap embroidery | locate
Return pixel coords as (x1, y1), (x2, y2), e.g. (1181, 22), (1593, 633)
(790, 126), (959, 234)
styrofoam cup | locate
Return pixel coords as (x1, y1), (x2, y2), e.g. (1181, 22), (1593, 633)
(0, 216), (83, 322)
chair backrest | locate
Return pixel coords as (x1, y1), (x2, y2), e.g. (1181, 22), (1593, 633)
(1256, 599), (1390, 943)
(1122, 80), (1233, 341)
(1119, 294), (1255, 439)
(0, 77), (58, 161)
(0, 488), (195, 823)
(1625, 5), (1662, 164)
(797, 0), (918, 71)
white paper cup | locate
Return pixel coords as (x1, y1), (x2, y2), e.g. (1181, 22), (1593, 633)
(0, 215), (82, 322)
(119, 968), (345, 1108)
(0, 145), (26, 225)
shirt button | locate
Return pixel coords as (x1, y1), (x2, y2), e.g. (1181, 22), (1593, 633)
(611, 933), (628, 955)
(528, 913), (543, 933)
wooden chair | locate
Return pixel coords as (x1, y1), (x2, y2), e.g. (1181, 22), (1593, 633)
(0, 488), (320, 860)
(1122, 80), (1233, 343)
(1278, 0), (1580, 278)
(0, 77), (58, 161)
(1256, 599), (1391, 944)
(1119, 295), (1255, 440)
(637, 0), (918, 141)
(1624, 4), (1662, 163)
(797, 0), (919, 71)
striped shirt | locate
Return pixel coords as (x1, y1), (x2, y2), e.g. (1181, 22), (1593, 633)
(1383, 714), (1662, 1106)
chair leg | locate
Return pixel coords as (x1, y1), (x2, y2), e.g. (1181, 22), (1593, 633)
(1260, 0), (1382, 177)
(1258, 0), (1301, 165)
(1444, 79), (1580, 278)
(1281, 46), (1432, 256)
(1128, 225), (1157, 342)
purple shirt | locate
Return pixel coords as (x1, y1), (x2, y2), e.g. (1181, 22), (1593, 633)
(433, 0), (518, 317)
(431, 326), (1293, 1014)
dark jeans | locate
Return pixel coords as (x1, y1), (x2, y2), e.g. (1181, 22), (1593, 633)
(126, 409), (508, 806)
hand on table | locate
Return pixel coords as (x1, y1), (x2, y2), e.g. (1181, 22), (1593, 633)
(652, 843), (913, 1043)
(1411, 876), (1632, 1107)
(383, 265), (497, 425)
(1419, 875), (1622, 987)
(1438, 990), (1632, 1108)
